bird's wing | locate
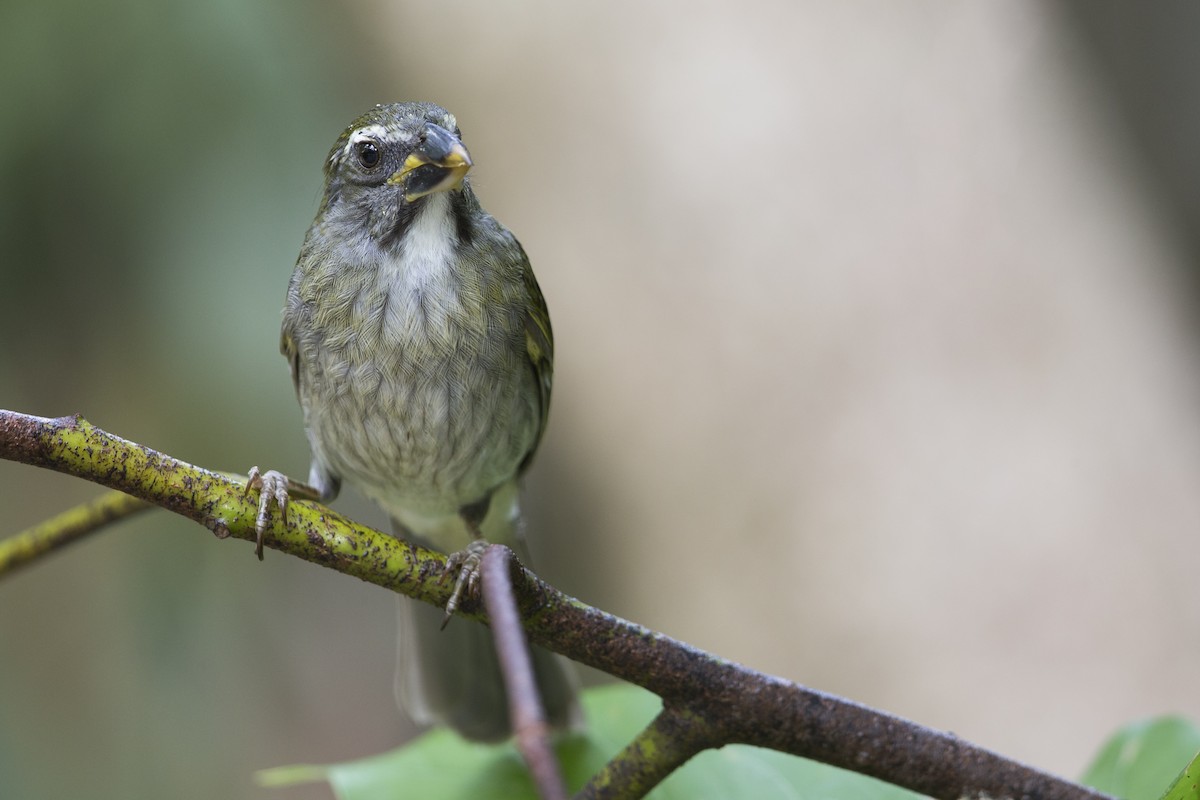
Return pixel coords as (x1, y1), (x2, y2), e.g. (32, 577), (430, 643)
(280, 326), (301, 397)
(519, 248), (554, 476)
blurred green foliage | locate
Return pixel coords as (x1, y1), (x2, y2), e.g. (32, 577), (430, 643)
(1, 0), (371, 426)
(267, 683), (925, 800)
(1083, 717), (1200, 800)
(0, 2), (423, 799)
(271, 685), (1200, 800)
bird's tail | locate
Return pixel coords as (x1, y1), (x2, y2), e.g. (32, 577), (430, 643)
(395, 593), (580, 742)
(391, 486), (580, 742)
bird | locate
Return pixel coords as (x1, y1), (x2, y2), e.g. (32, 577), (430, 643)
(248, 101), (578, 741)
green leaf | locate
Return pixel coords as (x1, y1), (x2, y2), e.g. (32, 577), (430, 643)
(258, 683), (924, 800)
(1158, 750), (1200, 800)
(1081, 716), (1200, 800)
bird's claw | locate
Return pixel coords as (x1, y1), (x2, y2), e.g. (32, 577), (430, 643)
(442, 540), (489, 629)
(245, 466), (290, 560)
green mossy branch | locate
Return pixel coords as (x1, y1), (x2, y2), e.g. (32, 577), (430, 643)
(0, 409), (1116, 800)
(0, 411), (456, 607)
(0, 489), (150, 575)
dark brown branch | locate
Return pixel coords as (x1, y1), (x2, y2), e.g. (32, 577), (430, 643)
(515, 565), (1111, 800)
(480, 545), (567, 800)
(0, 410), (1115, 800)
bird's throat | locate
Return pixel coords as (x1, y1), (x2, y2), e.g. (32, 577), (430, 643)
(371, 192), (467, 345)
(390, 192), (458, 286)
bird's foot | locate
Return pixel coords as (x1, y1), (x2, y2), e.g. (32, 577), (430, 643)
(442, 539), (490, 629)
(245, 466), (290, 561)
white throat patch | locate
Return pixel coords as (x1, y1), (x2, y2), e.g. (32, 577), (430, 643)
(398, 192), (456, 284)
(376, 192), (460, 338)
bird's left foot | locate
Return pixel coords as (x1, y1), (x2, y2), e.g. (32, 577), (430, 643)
(442, 540), (490, 629)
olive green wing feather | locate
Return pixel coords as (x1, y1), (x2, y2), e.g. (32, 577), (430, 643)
(518, 254), (554, 476)
(280, 327), (301, 396)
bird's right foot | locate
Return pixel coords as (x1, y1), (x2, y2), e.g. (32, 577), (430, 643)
(441, 540), (490, 629)
(244, 466), (290, 560)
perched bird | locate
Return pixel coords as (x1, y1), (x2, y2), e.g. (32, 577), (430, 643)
(250, 101), (578, 741)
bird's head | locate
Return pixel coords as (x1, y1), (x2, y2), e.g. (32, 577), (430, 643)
(319, 102), (474, 243)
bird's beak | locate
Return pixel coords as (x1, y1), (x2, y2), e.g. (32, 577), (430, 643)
(389, 123), (473, 201)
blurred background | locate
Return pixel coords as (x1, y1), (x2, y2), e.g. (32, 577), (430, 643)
(3, 1), (1200, 798)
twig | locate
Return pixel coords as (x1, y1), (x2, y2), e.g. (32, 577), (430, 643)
(0, 410), (1116, 800)
(576, 707), (711, 800)
(480, 545), (567, 800)
(0, 490), (151, 576)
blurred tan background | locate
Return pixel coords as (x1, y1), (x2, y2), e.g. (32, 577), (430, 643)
(3, 2), (1200, 798)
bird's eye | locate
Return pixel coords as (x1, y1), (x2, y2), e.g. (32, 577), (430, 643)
(355, 141), (381, 170)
